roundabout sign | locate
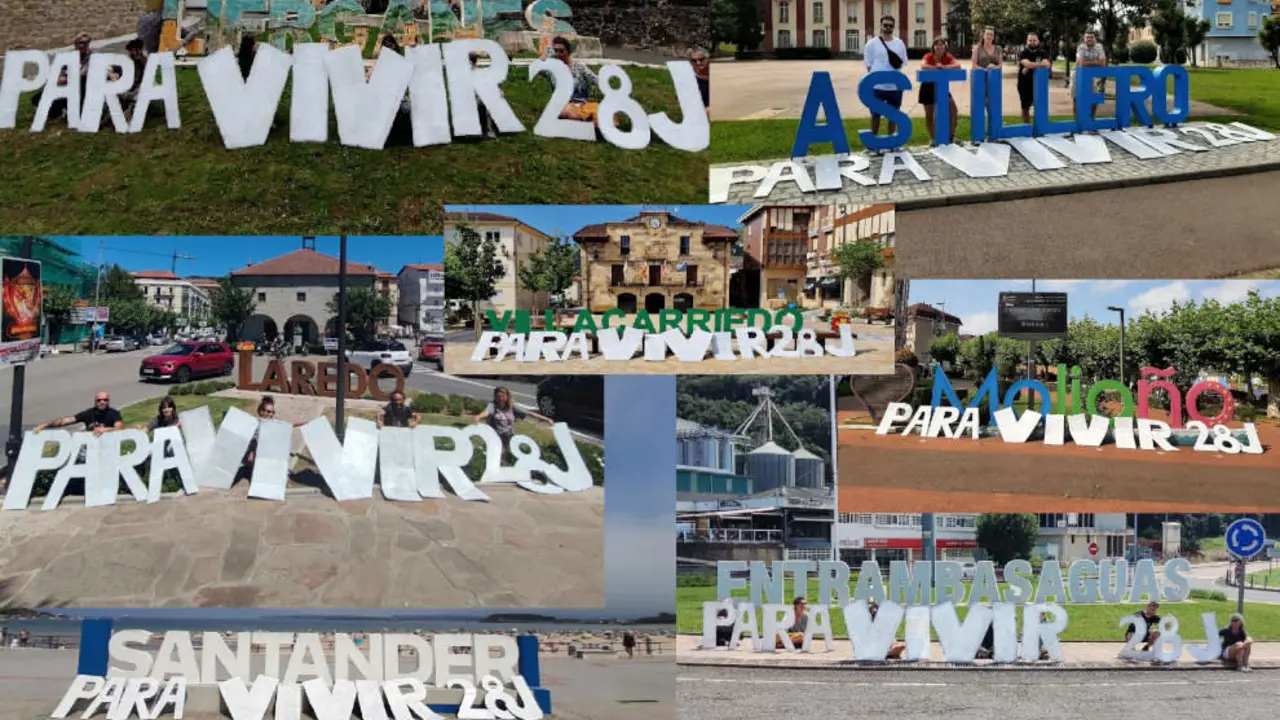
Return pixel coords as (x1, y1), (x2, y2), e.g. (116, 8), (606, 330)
(1227, 519), (1266, 560)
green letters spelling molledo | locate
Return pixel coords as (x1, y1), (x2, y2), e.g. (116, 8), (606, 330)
(483, 308), (807, 335)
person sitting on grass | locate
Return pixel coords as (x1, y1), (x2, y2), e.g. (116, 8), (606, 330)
(1124, 601), (1161, 653)
(776, 596), (808, 649)
(1220, 613), (1253, 672)
(868, 600), (906, 659)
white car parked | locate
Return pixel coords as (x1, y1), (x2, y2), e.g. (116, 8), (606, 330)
(347, 339), (413, 375)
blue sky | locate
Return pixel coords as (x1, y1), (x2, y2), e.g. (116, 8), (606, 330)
(58, 376), (674, 623)
(910, 279), (1280, 336)
(56, 237), (443, 278)
(444, 205), (749, 238)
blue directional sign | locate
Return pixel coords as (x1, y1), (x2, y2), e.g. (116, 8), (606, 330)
(1226, 518), (1267, 559)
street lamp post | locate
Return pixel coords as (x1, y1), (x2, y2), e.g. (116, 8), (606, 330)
(335, 236), (349, 439)
(1108, 306), (1126, 388)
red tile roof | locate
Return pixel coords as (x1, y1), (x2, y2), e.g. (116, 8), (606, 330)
(400, 263), (444, 273)
(132, 270), (180, 280)
(444, 211), (519, 223)
(230, 249), (378, 277)
(909, 303), (963, 326)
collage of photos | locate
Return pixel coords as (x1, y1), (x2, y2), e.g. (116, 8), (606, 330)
(3, 0), (1280, 718)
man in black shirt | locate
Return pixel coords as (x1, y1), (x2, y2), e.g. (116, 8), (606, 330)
(1017, 32), (1052, 124)
(35, 392), (124, 437)
(1125, 601), (1161, 651)
(377, 391), (418, 429)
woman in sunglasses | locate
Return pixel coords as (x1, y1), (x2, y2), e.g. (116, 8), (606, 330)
(548, 36), (600, 123)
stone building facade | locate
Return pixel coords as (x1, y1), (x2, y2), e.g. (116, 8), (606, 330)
(0, 0), (144, 57)
(230, 248), (378, 346)
(574, 210), (737, 314)
(566, 0), (709, 54)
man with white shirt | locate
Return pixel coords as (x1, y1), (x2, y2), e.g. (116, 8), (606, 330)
(863, 15), (909, 143)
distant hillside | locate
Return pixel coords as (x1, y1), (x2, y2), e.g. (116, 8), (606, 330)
(676, 376), (833, 480)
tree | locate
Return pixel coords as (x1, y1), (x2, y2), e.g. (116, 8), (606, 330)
(930, 332), (960, 368)
(444, 224), (505, 340)
(518, 236), (579, 310)
(710, 0), (739, 54)
(972, 0), (1038, 46)
(1150, 0), (1189, 64)
(1040, 0), (1095, 81)
(327, 287), (392, 343)
(976, 514), (1040, 565)
(830, 242), (885, 307)
(946, 0), (975, 56)
(1261, 16), (1280, 69)
(733, 0), (763, 52)
(41, 283), (80, 344)
(1231, 291), (1280, 419)
(209, 276), (257, 342)
(1184, 15), (1210, 67)
(1094, 0), (1156, 69)
(101, 264), (143, 301)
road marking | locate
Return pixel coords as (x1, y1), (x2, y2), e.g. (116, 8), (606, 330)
(678, 676), (1261, 689)
(418, 370), (539, 402)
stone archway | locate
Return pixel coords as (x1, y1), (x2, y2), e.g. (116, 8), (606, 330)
(645, 293), (666, 314)
(242, 314), (278, 342)
(283, 315), (320, 347)
(617, 293), (637, 314)
(674, 293), (694, 311)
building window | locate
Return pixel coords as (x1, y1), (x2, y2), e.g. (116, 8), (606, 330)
(778, 29), (792, 48)
(484, 230), (501, 245)
(914, 29), (927, 47)
(1216, 12), (1232, 28)
(611, 264), (625, 286)
(780, 0), (789, 23)
(813, 1), (824, 24)
(620, 235), (630, 256)
(846, 4), (857, 22)
(846, 29), (860, 52)
(813, 29), (827, 47)
(686, 264), (699, 286)
(915, 2), (925, 23)
(257, 292), (266, 302)
(880, 2), (892, 19)
(296, 292), (307, 302)
(679, 236), (690, 255)
(1249, 11), (1258, 28)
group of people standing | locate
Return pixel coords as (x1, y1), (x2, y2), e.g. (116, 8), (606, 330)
(863, 17), (1107, 146)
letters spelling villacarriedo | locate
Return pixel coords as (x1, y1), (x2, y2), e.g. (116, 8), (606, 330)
(54, 631), (545, 720)
(0, 40), (708, 152)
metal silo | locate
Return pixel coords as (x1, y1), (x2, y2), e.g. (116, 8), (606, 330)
(792, 447), (825, 488)
(742, 441), (795, 491)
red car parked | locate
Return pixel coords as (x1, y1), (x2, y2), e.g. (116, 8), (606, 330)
(139, 342), (235, 383)
(419, 338), (444, 370)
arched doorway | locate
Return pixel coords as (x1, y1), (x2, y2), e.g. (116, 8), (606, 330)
(242, 314), (278, 342)
(283, 315), (319, 348)
(645, 293), (666, 313)
(673, 293), (694, 311)
(617, 293), (637, 314)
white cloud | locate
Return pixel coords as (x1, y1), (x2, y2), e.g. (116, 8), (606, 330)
(1090, 280), (1131, 293)
(1199, 280), (1280, 305)
(1128, 282), (1192, 314)
(961, 310), (998, 335)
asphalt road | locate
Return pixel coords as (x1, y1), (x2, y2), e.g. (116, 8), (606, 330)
(678, 665), (1280, 719)
(896, 171), (1280, 279)
(1188, 561), (1280, 606)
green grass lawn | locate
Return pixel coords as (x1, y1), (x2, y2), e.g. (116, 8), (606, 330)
(0, 64), (706, 234)
(1246, 568), (1280, 589)
(710, 67), (1280, 163)
(118, 393), (258, 427)
(677, 580), (1280, 641)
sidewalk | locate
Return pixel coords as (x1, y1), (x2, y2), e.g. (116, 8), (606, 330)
(675, 635), (1280, 669)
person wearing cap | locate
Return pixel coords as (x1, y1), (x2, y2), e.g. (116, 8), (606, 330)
(776, 596), (808, 648)
(1219, 613), (1253, 671)
(867, 600), (906, 659)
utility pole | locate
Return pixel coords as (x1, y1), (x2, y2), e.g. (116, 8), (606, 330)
(335, 236), (349, 439)
(91, 241), (103, 353)
(4, 237), (36, 475)
(170, 251), (196, 275)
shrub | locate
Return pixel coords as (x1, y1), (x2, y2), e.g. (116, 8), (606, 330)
(171, 384), (192, 396)
(1112, 46), (1130, 63)
(1129, 41), (1157, 64)
(411, 393), (447, 414)
(1238, 405), (1258, 422)
(896, 348), (919, 368)
(677, 573), (717, 588)
(1174, 48), (1187, 65)
(1190, 588), (1227, 602)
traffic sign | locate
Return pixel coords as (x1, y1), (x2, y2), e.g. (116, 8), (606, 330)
(1226, 518), (1267, 559)
(1088, 542), (1098, 557)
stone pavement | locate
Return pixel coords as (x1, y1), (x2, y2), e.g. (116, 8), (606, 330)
(676, 635), (1280, 669)
(710, 122), (1280, 207)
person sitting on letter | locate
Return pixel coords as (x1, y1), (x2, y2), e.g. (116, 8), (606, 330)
(868, 600), (906, 659)
(1220, 613), (1253, 672)
(1124, 601), (1161, 652)
(777, 596), (808, 649)
(549, 36), (601, 124)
